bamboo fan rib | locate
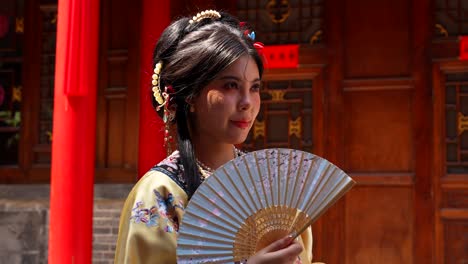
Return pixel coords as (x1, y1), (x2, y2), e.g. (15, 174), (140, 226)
(177, 148), (355, 263)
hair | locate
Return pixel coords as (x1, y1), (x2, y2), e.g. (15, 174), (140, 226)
(151, 12), (264, 197)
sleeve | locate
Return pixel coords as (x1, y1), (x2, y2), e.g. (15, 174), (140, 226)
(300, 226), (313, 262)
(114, 171), (188, 264)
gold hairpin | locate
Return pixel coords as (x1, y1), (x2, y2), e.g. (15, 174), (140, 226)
(189, 10), (221, 24)
(152, 61), (164, 105)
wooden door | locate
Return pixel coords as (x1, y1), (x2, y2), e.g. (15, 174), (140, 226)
(433, 61), (468, 264)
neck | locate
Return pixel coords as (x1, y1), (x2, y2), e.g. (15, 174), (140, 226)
(192, 136), (235, 171)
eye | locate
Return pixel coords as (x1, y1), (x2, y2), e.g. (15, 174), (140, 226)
(251, 83), (261, 92)
(224, 81), (239, 90)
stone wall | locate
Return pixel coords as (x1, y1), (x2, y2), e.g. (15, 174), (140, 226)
(0, 184), (132, 264)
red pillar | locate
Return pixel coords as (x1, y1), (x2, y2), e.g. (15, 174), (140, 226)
(48, 0), (99, 263)
(138, 0), (171, 178)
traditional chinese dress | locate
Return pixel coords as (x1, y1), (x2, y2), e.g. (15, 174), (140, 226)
(114, 151), (314, 264)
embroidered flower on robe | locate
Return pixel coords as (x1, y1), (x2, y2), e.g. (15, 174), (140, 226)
(130, 190), (184, 232)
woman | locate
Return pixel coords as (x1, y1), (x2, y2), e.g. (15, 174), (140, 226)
(115, 10), (314, 264)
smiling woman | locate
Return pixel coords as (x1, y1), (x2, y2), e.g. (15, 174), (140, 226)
(114, 10), (313, 264)
(191, 55), (261, 169)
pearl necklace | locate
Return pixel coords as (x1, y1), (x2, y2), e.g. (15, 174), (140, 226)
(196, 147), (242, 178)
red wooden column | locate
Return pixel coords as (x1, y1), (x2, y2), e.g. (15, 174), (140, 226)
(48, 0), (99, 263)
(138, 0), (170, 178)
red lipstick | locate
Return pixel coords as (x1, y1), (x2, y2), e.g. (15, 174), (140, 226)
(231, 120), (251, 129)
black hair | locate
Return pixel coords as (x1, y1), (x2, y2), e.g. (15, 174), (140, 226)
(151, 12), (264, 197)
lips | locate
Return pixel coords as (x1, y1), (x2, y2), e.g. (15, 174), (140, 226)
(231, 120), (251, 129)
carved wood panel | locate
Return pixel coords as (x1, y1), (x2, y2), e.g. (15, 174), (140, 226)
(434, 0), (468, 38)
(236, 0), (323, 45)
(242, 68), (324, 156)
(433, 61), (468, 264)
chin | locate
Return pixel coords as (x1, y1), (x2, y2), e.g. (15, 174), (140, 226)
(228, 134), (249, 145)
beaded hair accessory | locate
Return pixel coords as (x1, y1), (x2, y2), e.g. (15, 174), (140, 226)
(152, 61), (165, 108)
(189, 10), (221, 24)
(151, 60), (176, 154)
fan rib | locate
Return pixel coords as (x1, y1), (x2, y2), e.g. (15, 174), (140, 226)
(179, 232), (235, 245)
(283, 149), (293, 206)
(196, 188), (244, 226)
(189, 197), (241, 229)
(265, 151), (275, 206)
(288, 151), (305, 207)
(211, 174), (250, 218)
(203, 182), (246, 223)
(242, 155), (265, 209)
(301, 162), (334, 216)
(253, 152), (270, 208)
(183, 211), (237, 235)
(222, 167), (256, 214)
(307, 176), (353, 221)
(180, 219), (236, 240)
(292, 156), (315, 210)
(232, 162), (259, 212)
(276, 150), (281, 207)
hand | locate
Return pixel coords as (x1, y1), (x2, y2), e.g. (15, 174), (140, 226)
(246, 236), (303, 264)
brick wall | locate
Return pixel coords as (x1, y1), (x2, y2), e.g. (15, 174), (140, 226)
(0, 184), (132, 264)
(92, 200), (125, 264)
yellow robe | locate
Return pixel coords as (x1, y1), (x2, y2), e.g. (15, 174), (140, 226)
(115, 151), (313, 264)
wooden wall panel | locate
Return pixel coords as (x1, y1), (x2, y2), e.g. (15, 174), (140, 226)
(441, 189), (468, 208)
(344, 0), (410, 78)
(106, 98), (126, 167)
(344, 90), (413, 172)
(443, 220), (468, 264)
(96, 0), (140, 182)
(345, 187), (413, 264)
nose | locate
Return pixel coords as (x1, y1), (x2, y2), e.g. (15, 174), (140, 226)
(238, 89), (251, 111)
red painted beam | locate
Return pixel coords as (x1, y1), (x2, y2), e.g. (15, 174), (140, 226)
(138, 0), (170, 178)
(48, 0), (99, 263)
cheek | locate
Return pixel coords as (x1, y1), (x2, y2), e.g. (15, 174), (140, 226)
(252, 93), (261, 114)
(206, 90), (226, 109)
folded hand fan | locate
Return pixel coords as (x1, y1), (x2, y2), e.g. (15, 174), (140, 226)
(177, 148), (355, 263)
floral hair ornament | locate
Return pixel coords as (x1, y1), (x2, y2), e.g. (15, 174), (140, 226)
(189, 10), (221, 24)
(239, 21), (264, 55)
(253, 41), (264, 55)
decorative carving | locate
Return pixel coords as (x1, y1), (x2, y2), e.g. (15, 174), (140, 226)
(434, 0), (468, 36)
(15, 17), (23, 33)
(268, 90), (286, 101)
(289, 117), (301, 138)
(238, 1), (322, 45)
(46, 131), (53, 142)
(253, 120), (265, 140)
(266, 0), (291, 24)
(51, 13), (57, 24)
(310, 30), (322, 44)
(435, 23), (448, 38)
(12, 86), (21, 103)
(458, 112), (468, 135)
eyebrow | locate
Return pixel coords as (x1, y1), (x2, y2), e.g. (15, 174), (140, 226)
(218, 75), (261, 83)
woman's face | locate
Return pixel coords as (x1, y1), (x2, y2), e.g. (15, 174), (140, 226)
(191, 55), (261, 145)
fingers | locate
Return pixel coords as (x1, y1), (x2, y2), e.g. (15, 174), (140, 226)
(250, 236), (303, 264)
(259, 236), (294, 253)
(267, 239), (303, 261)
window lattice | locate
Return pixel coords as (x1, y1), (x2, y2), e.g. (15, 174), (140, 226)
(434, 0), (468, 37)
(36, 5), (57, 163)
(0, 0), (24, 165)
(237, 0), (323, 45)
(242, 79), (314, 153)
(445, 72), (468, 174)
